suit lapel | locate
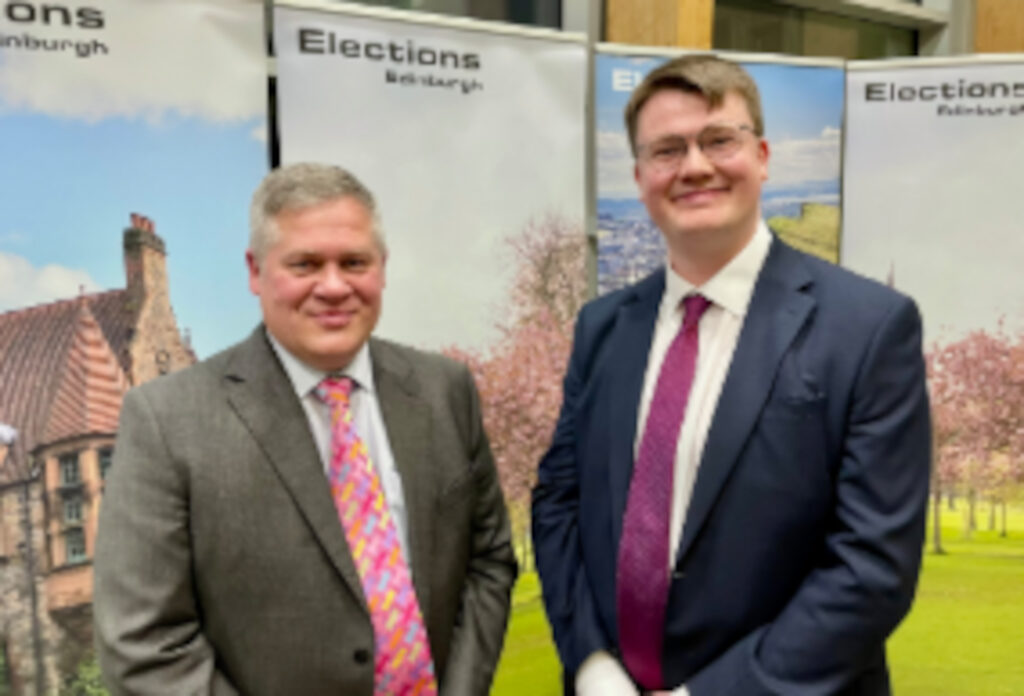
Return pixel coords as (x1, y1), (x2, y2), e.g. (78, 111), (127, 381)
(222, 329), (367, 613)
(608, 272), (664, 553)
(675, 240), (816, 566)
(370, 339), (436, 616)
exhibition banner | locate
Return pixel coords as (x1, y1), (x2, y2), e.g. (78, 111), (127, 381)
(842, 56), (1024, 691)
(595, 47), (844, 293)
(0, 0), (266, 688)
(843, 56), (1024, 346)
(274, 0), (587, 355)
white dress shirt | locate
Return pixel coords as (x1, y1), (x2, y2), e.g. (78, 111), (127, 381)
(268, 334), (411, 559)
(577, 221), (772, 696)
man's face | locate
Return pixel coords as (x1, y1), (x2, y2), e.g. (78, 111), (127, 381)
(247, 196), (385, 372)
(633, 88), (769, 251)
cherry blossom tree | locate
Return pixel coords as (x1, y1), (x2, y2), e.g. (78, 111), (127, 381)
(444, 215), (588, 566)
(926, 324), (1024, 547)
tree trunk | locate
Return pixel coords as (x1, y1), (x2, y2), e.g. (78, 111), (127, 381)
(932, 485), (945, 554)
(947, 491), (956, 511)
(520, 524), (532, 573)
(989, 497), (997, 531)
(1001, 500), (1008, 538)
(967, 488), (977, 535)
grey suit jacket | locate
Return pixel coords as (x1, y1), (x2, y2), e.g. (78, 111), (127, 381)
(95, 328), (517, 696)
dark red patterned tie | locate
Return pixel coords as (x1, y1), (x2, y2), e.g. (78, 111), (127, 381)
(617, 294), (711, 690)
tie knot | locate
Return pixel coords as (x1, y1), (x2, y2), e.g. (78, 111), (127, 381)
(316, 375), (354, 406)
(681, 294), (711, 331)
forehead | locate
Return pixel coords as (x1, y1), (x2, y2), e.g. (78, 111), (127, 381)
(636, 88), (752, 135)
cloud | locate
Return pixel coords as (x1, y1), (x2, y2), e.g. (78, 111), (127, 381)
(597, 129), (637, 198)
(768, 126), (841, 188)
(250, 123), (267, 143)
(0, 0), (265, 123)
(763, 193), (840, 207)
(598, 125), (842, 197)
(0, 252), (100, 311)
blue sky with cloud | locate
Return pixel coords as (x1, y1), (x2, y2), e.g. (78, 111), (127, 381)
(595, 52), (844, 199)
(0, 0), (266, 358)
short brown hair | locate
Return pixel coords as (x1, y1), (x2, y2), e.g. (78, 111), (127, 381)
(624, 54), (764, 156)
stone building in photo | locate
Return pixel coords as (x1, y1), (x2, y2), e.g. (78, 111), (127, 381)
(0, 215), (195, 694)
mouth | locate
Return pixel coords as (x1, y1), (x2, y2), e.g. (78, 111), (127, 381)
(311, 310), (356, 329)
(673, 187), (728, 205)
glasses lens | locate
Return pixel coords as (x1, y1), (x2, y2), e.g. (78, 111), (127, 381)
(644, 139), (687, 173)
(698, 126), (743, 161)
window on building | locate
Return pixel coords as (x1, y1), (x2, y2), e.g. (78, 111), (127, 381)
(714, 0), (917, 60)
(64, 497), (83, 525)
(98, 447), (114, 480)
(59, 453), (81, 486)
(65, 528), (86, 563)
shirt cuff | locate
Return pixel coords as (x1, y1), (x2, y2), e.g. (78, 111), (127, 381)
(575, 651), (640, 696)
(671, 685), (691, 696)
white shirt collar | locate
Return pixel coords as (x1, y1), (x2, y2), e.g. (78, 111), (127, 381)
(266, 331), (376, 399)
(661, 220), (773, 320)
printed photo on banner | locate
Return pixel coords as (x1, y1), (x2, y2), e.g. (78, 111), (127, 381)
(842, 57), (1024, 694)
(595, 51), (844, 294)
(0, 0), (265, 689)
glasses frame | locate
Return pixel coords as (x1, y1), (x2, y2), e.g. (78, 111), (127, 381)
(636, 123), (758, 174)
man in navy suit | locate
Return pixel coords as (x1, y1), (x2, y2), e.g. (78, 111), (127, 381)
(532, 55), (930, 696)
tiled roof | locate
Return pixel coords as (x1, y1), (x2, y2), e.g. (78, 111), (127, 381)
(0, 291), (134, 485)
(43, 299), (129, 444)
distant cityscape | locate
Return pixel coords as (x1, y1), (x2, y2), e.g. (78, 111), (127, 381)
(597, 183), (841, 294)
(597, 205), (665, 294)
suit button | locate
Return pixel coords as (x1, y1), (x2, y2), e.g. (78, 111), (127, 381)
(672, 570), (686, 580)
(354, 648), (370, 665)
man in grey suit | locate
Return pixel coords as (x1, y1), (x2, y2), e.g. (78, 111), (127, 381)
(95, 163), (517, 695)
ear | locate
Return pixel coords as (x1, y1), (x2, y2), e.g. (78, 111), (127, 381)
(380, 250), (388, 288)
(634, 160), (641, 186)
(757, 138), (770, 182)
(245, 250), (261, 297)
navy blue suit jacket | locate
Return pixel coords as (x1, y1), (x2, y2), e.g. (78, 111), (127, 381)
(532, 237), (931, 695)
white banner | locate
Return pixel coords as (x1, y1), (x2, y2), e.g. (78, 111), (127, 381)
(842, 57), (1024, 345)
(274, 0), (586, 353)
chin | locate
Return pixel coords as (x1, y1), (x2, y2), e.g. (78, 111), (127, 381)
(666, 218), (726, 237)
(307, 350), (356, 372)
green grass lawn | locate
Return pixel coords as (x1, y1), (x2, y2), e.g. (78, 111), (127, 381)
(494, 501), (1024, 695)
(889, 502), (1024, 696)
(491, 571), (562, 696)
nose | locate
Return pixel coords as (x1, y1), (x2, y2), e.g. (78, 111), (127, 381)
(314, 264), (354, 298)
(676, 143), (715, 179)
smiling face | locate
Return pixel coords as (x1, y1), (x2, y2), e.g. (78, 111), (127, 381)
(633, 88), (769, 264)
(247, 195), (385, 372)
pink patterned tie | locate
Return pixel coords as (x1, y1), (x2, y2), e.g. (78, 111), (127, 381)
(616, 294), (711, 690)
(316, 376), (438, 696)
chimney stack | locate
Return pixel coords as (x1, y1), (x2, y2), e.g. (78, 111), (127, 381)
(123, 213), (167, 304)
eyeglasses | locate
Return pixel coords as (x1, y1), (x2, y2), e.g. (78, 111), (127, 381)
(636, 124), (756, 173)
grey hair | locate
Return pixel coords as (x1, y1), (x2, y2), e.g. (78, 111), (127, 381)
(249, 162), (386, 261)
